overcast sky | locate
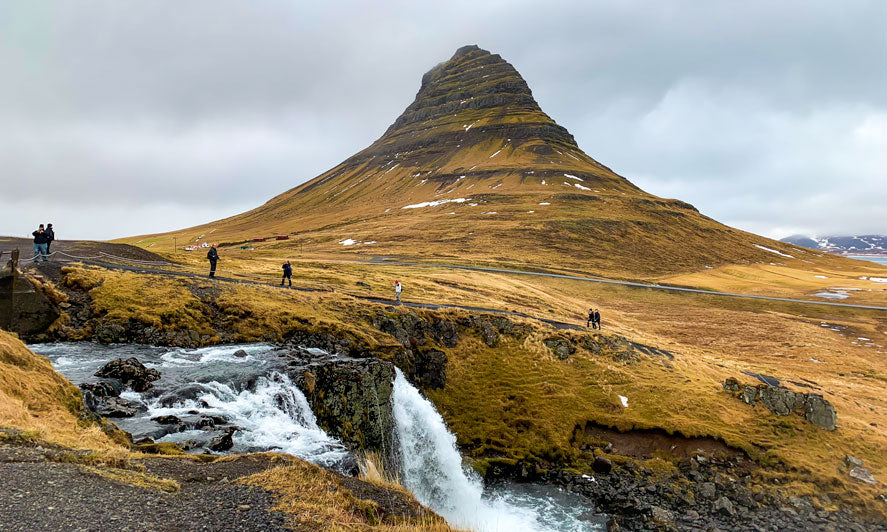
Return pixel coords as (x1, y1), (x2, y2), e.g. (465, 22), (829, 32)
(1, 1), (885, 241)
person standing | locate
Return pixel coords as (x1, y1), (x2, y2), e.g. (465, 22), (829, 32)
(394, 280), (402, 305)
(45, 223), (55, 255)
(594, 308), (601, 330)
(281, 260), (293, 286)
(207, 244), (219, 278)
(586, 307), (594, 328)
(32, 224), (48, 262)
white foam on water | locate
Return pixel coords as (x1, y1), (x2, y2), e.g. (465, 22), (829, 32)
(153, 372), (347, 468)
(392, 369), (598, 531)
(158, 345), (269, 368)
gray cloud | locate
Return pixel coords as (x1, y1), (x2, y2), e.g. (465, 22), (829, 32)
(1, 0), (884, 240)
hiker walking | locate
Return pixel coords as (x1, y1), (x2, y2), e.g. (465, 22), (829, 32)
(207, 244), (219, 278)
(586, 308), (594, 328)
(394, 280), (402, 305)
(594, 308), (601, 330)
(32, 224), (49, 262)
(281, 260), (293, 286)
(45, 223), (55, 254)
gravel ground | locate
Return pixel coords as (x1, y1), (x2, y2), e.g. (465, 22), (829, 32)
(0, 443), (289, 532)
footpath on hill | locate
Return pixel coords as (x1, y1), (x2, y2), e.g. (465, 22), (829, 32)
(5, 237), (886, 313)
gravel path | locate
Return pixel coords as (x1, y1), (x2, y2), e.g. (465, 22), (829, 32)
(0, 442), (289, 532)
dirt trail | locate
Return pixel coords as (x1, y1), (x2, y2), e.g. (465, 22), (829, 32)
(0, 439), (287, 532)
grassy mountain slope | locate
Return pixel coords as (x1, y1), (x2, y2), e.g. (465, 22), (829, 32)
(123, 45), (837, 280)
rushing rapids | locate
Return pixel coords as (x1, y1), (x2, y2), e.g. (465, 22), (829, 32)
(33, 342), (601, 531)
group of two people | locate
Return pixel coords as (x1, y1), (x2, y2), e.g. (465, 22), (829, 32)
(31, 223), (55, 262)
(204, 244), (296, 287)
(586, 307), (602, 329)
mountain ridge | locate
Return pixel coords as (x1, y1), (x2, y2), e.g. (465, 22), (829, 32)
(125, 45), (837, 279)
(781, 234), (887, 256)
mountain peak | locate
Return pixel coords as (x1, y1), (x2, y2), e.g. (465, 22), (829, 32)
(380, 45), (577, 154)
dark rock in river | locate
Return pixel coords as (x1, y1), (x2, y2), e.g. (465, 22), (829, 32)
(151, 415), (182, 425)
(80, 379), (125, 398)
(93, 396), (146, 418)
(95, 357), (161, 392)
(292, 357), (395, 454)
(209, 429), (235, 452)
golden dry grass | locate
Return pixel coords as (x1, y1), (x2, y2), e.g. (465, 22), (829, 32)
(0, 330), (119, 451)
(52, 260), (887, 517)
(241, 460), (454, 531)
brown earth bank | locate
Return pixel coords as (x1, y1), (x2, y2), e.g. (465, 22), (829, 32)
(2, 259), (887, 530)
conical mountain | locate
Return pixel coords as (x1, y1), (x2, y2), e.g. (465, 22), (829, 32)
(133, 45), (813, 278)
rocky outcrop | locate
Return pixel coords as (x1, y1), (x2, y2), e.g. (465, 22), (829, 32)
(95, 357), (161, 392)
(723, 378), (837, 430)
(291, 357), (395, 454)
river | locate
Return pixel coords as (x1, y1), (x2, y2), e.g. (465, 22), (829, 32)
(31, 342), (604, 532)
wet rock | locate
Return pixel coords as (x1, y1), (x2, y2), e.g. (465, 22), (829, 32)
(158, 384), (206, 407)
(805, 394), (837, 431)
(593, 456), (613, 474)
(95, 357), (161, 392)
(151, 415), (182, 425)
(209, 429), (235, 452)
(849, 467), (878, 485)
(293, 357), (395, 453)
(79, 379), (125, 399)
(232, 349), (248, 358)
(301, 371), (316, 395)
(605, 517), (620, 532)
(714, 496), (736, 516)
(94, 396), (146, 418)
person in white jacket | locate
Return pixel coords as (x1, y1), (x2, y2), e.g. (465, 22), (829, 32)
(394, 280), (402, 304)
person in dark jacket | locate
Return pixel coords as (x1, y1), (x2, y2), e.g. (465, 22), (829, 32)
(207, 245), (219, 277)
(594, 309), (601, 329)
(32, 224), (48, 262)
(281, 261), (292, 286)
(586, 308), (595, 328)
(45, 223), (55, 254)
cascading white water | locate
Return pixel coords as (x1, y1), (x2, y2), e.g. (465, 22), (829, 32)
(392, 368), (581, 532)
(149, 371), (349, 467)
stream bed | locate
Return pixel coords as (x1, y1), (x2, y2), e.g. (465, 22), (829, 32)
(31, 342), (604, 532)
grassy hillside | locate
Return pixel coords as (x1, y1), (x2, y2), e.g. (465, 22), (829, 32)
(0, 330), (119, 450)
(118, 45), (853, 280)
(43, 263), (887, 519)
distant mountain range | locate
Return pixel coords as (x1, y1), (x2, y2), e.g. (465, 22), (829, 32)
(780, 235), (887, 256)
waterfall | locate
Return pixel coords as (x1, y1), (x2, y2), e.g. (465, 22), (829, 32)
(149, 371), (349, 468)
(391, 368), (558, 532)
